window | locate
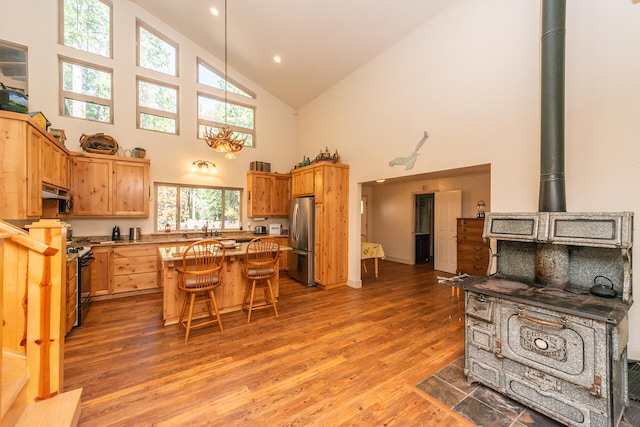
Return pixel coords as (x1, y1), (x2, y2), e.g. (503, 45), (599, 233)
(197, 59), (254, 99)
(156, 183), (241, 232)
(60, 56), (113, 123)
(137, 77), (178, 134)
(137, 21), (178, 77)
(197, 93), (254, 147)
(61, 0), (112, 58)
(197, 58), (256, 147)
(0, 40), (27, 94)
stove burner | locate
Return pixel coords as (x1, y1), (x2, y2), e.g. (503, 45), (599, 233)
(66, 246), (85, 254)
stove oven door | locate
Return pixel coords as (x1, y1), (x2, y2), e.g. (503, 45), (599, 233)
(498, 302), (606, 390)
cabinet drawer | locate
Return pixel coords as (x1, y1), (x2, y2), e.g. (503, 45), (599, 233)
(114, 271), (158, 293)
(114, 245), (157, 258)
(458, 242), (487, 255)
(114, 255), (157, 275)
(66, 260), (77, 277)
(66, 277), (77, 295)
(458, 261), (488, 276)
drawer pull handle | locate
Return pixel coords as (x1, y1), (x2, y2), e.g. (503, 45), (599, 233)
(518, 314), (565, 329)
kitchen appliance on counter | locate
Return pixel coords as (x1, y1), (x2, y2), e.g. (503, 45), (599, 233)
(268, 223), (282, 236)
(254, 226), (267, 235)
(129, 227), (141, 241)
(288, 197), (315, 286)
(112, 225), (121, 240)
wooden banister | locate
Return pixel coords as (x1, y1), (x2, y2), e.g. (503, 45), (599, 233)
(0, 221), (57, 256)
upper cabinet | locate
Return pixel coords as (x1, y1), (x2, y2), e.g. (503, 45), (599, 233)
(246, 171), (291, 217)
(0, 111), (70, 219)
(41, 137), (70, 190)
(71, 153), (150, 217)
(291, 163), (349, 289)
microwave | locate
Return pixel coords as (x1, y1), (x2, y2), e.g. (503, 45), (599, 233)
(268, 224), (282, 235)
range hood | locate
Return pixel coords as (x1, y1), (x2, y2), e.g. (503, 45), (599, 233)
(42, 185), (70, 201)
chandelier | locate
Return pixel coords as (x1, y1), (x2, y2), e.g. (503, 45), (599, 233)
(204, 0), (246, 160)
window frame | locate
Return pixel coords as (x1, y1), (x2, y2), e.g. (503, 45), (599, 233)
(196, 57), (257, 148)
(136, 19), (179, 78)
(196, 91), (256, 147)
(59, 0), (113, 59)
(136, 76), (179, 135)
(155, 182), (243, 233)
(59, 55), (114, 123)
(197, 57), (255, 99)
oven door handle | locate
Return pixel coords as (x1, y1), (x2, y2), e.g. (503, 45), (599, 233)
(80, 257), (95, 267)
(518, 313), (565, 329)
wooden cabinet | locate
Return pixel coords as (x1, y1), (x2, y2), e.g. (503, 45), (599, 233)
(274, 236), (288, 271)
(91, 243), (161, 298)
(291, 163), (349, 289)
(246, 171), (291, 217)
(42, 137), (70, 190)
(456, 218), (489, 276)
(71, 153), (150, 217)
(91, 246), (113, 296)
(113, 244), (159, 293)
(291, 168), (315, 197)
(65, 258), (77, 335)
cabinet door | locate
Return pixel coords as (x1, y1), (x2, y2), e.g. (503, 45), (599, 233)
(113, 161), (149, 216)
(42, 139), (69, 190)
(91, 246), (113, 296)
(272, 175), (291, 216)
(291, 168), (314, 197)
(248, 173), (273, 217)
(72, 157), (112, 216)
(26, 125), (42, 217)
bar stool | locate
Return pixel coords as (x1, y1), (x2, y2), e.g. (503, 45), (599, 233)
(176, 240), (225, 343)
(241, 237), (280, 323)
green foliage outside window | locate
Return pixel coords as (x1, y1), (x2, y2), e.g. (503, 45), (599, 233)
(138, 25), (177, 76)
(63, 0), (111, 57)
(157, 184), (241, 232)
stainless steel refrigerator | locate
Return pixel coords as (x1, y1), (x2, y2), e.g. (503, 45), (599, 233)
(288, 197), (315, 286)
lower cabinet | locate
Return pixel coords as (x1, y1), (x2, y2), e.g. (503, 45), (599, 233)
(91, 243), (160, 298)
(91, 246), (113, 296)
(274, 236), (288, 271)
(65, 258), (77, 335)
(113, 245), (159, 293)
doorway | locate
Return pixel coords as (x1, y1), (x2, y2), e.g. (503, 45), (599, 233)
(414, 194), (434, 264)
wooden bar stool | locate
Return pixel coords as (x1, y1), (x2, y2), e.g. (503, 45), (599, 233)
(241, 237), (280, 323)
(176, 240), (225, 343)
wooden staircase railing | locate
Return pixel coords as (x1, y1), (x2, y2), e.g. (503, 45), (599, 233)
(1, 219), (81, 426)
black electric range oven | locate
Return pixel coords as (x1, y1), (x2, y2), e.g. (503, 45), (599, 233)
(67, 246), (94, 326)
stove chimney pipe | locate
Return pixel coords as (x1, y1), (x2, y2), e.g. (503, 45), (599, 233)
(538, 0), (566, 212)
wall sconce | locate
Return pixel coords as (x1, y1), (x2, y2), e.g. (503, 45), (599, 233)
(191, 160), (217, 174)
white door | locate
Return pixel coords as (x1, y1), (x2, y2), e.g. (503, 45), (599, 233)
(434, 190), (462, 273)
(361, 195), (369, 239)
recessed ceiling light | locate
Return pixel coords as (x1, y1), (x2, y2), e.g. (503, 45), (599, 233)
(274, 56), (282, 63)
(376, 179), (386, 183)
(210, 7), (219, 16)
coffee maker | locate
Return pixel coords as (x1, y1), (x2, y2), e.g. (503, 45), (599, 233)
(112, 225), (121, 240)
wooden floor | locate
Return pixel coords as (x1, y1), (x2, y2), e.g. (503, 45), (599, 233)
(64, 260), (466, 426)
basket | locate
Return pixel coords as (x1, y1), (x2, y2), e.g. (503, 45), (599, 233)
(80, 133), (119, 155)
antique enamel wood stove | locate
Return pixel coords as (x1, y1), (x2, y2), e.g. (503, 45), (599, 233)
(459, 212), (633, 426)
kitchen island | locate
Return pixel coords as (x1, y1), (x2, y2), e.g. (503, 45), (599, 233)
(158, 242), (291, 326)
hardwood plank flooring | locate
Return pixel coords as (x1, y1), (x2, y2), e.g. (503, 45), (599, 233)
(64, 261), (466, 426)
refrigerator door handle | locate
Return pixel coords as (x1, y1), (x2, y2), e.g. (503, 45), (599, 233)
(291, 249), (308, 256)
(293, 203), (300, 241)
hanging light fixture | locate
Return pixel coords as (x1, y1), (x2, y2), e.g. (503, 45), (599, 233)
(204, 0), (246, 160)
(191, 160), (217, 174)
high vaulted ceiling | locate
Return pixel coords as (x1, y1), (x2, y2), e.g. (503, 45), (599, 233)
(130, 0), (459, 109)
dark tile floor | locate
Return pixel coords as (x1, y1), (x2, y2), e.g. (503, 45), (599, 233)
(416, 356), (639, 427)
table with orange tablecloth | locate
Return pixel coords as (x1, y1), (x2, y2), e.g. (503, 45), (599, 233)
(361, 242), (385, 278)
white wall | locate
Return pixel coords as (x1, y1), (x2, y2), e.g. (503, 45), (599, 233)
(368, 171), (490, 264)
(296, 0), (640, 358)
(0, 0), (298, 237)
